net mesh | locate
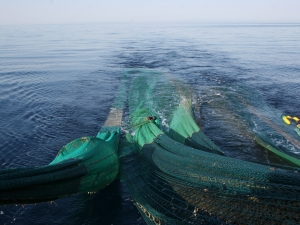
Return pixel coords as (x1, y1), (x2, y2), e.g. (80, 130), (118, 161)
(0, 74), (129, 205)
(120, 69), (300, 224)
(1, 69), (300, 225)
(121, 123), (300, 224)
(0, 126), (120, 205)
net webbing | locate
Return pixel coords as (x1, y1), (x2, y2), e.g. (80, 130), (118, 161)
(0, 127), (120, 205)
(0, 74), (129, 205)
(120, 118), (300, 224)
(2, 68), (300, 225)
(120, 69), (300, 224)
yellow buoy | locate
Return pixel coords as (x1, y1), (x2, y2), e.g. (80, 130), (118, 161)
(282, 115), (300, 125)
(282, 115), (291, 125)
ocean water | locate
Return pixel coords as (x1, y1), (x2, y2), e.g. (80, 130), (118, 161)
(0, 23), (300, 224)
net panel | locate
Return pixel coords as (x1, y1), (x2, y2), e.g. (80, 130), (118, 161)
(120, 69), (300, 224)
(0, 75), (129, 205)
(51, 126), (120, 193)
(169, 102), (224, 155)
(255, 135), (300, 167)
(0, 126), (120, 205)
(127, 70), (221, 156)
(121, 119), (300, 224)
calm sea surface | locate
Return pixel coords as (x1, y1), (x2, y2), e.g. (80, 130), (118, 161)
(0, 23), (300, 224)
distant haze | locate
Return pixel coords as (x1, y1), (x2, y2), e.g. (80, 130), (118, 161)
(1, 0), (300, 25)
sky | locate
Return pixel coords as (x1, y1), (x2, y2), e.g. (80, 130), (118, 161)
(0, 0), (300, 25)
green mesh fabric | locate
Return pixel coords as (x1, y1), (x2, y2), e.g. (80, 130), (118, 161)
(121, 115), (300, 224)
(169, 101), (224, 155)
(0, 75), (129, 205)
(2, 67), (300, 225)
(295, 127), (300, 137)
(127, 69), (221, 155)
(111, 73), (129, 109)
(255, 135), (300, 167)
(51, 126), (120, 193)
(238, 95), (300, 166)
(0, 126), (120, 205)
(120, 69), (300, 225)
(0, 159), (86, 204)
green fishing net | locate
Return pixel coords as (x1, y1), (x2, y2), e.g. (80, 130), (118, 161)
(119, 70), (300, 224)
(0, 123), (120, 205)
(1, 69), (300, 225)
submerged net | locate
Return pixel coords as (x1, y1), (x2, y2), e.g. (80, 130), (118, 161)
(0, 118), (122, 206)
(0, 74), (130, 205)
(0, 126), (119, 205)
(120, 70), (300, 224)
(237, 95), (300, 167)
(2, 68), (300, 224)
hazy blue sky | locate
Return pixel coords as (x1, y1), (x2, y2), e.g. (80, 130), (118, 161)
(1, 0), (300, 25)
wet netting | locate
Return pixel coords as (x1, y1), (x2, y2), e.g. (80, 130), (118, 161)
(238, 95), (300, 167)
(119, 70), (300, 225)
(0, 126), (120, 205)
(1, 69), (300, 224)
(0, 75), (131, 205)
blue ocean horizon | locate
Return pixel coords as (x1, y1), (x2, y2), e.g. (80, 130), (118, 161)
(1, 22), (300, 224)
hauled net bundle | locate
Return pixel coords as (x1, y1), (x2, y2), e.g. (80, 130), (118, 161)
(120, 71), (300, 224)
(1, 69), (300, 225)
(0, 76), (129, 205)
(0, 126), (120, 205)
